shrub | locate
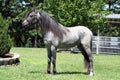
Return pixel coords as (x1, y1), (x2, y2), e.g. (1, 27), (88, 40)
(0, 13), (12, 55)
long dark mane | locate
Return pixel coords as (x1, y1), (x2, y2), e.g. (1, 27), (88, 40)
(39, 11), (68, 39)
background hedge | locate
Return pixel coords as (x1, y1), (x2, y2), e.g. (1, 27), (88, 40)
(0, 13), (12, 55)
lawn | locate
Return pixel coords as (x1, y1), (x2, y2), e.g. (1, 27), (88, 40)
(0, 48), (120, 80)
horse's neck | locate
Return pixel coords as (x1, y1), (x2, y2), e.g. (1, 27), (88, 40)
(39, 14), (69, 39)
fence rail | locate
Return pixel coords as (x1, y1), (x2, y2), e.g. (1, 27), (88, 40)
(92, 36), (120, 54)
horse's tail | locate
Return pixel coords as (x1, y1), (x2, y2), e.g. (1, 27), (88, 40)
(90, 37), (92, 52)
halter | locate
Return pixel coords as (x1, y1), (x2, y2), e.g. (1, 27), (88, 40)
(26, 19), (31, 25)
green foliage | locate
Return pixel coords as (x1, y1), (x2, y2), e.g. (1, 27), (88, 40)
(0, 13), (12, 55)
(0, 0), (43, 47)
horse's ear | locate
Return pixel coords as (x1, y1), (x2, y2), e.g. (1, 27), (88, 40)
(37, 11), (41, 19)
(31, 8), (36, 12)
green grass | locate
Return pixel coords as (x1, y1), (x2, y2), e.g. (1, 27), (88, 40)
(0, 48), (120, 80)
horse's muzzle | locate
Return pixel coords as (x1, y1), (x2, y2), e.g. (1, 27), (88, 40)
(22, 20), (29, 27)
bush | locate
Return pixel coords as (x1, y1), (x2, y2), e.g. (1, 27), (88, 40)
(0, 13), (12, 55)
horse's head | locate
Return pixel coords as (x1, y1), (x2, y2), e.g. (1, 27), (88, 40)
(22, 9), (41, 27)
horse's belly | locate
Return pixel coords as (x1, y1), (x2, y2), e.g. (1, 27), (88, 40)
(58, 37), (79, 49)
(58, 42), (77, 49)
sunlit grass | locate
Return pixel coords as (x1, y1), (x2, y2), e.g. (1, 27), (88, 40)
(0, 48), (120, 80)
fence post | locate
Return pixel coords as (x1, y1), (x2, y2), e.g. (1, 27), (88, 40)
(96, 27), (100, 54)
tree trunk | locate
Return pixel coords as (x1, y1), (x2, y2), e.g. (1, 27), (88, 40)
(34, 35), (37, 47)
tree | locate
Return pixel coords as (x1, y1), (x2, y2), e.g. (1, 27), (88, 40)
(0, 13), (12, 55)
(104, 0), (120, 13)
(105, 0), (116, 9)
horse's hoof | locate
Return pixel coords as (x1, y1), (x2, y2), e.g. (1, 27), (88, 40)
(89, 72), (94, 76)
(52, 71), (56, 75)
(47, 71), (51, 74)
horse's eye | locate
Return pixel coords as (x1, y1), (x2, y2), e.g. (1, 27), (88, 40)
(30, 15), (33, 17)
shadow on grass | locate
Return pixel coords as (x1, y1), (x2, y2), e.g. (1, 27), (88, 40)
(29, 71), (88, 75)
(29, 71), (44, 74)
(57, 71), (88, 75)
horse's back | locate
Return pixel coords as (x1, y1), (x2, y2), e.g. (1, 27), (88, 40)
(67, 26), (92, 37)
(67, 26), (92, 45)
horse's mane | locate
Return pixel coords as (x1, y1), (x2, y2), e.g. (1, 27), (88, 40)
(39, 11), (68, 39)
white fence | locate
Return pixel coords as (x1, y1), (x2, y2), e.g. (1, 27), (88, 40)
(92, 36), (120, 54)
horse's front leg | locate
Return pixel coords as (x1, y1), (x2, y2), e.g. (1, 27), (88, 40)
(51, 45), (57, 74)
(47, 48), (52, 74)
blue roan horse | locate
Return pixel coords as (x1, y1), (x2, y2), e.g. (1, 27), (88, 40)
(22, 9), (94, 76)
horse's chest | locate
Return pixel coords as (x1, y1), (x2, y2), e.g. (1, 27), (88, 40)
(44, 33), (59, 47)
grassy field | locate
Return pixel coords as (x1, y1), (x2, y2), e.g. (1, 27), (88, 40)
(0, 48), (120, 80)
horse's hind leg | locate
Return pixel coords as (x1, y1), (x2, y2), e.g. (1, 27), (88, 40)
(84, 47), (94, 76)
(77, 43), (94, 76)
